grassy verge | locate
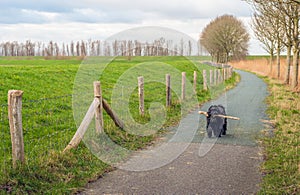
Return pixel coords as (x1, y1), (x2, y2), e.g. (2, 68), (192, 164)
(0, 56), (239, 194)
(230, 58), (299, 193)
(230, 57), (300, 85)
(258, 77), (300, 194)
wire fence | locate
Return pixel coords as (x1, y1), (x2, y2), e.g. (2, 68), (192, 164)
(0, 95), (76, 181)
(0, 65), (234, 185)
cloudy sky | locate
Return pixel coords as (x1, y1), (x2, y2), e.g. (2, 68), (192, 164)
(0, 0), (266, 55)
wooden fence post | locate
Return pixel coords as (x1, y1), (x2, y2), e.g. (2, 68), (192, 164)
(8, 90), (25, 168)
(193, 71), (197, 93)
(214, 69), (218, 85)
(230, 67), (233, 78)
(138, 76), (144, 116)
(210, 69), (213, 86)
(218, 69), (222, 83)
(181, 72), (186, 101)
(166, 74), (171, 107)
(203, 70), (208, 91)
(226, 68), (230, 80)
(94, 81), (103, 134)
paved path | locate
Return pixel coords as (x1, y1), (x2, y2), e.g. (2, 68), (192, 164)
(81, 70), (269, 194)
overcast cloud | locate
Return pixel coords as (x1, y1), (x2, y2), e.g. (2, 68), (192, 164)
(0, 0), (266, 55)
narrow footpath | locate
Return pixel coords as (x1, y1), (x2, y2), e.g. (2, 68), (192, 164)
(81, 70), (269, 194)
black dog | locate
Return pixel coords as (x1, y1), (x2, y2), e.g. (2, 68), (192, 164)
(206, 105), (227, 138)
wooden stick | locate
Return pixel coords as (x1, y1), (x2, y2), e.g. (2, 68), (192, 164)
(198, 111), (208, 117)
(198, 111), (240, 120)
(64, 98), (125, 152)
(102, 99), (125, 129)
(215, 115), (240, 120)
(64, 98), (99, 152)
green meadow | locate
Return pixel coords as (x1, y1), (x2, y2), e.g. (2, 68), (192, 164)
(0, 56), (238, 194)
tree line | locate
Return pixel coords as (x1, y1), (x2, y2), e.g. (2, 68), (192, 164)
(0, 38), (207, 57)
(246, 0), (300, 88)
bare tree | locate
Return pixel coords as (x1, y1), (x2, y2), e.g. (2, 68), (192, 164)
(200, 15), (250, 63)
(246, 0), (300, 88)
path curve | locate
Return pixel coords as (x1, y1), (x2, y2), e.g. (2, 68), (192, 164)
(81, 70), (268, 194)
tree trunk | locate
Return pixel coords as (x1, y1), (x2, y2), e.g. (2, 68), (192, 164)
(284, 45), (292, 84)
(269, 52), (274, 76)
(276, 43), (280, 79)
(291, 48), (299, 88)
(291, 15), (299, 89)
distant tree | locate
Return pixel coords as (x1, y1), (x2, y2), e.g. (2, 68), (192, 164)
(0, 38), (198, 57)
(70, 41), (74, 56)
(76, 41), (80, 56)
(200, 15), (250, 63)
(188, 40), (192, 56)
(66, 44), (70, 56)
(80, 41), (86, 56)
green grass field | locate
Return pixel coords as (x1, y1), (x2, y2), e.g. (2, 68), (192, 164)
(0, 56), (238, 194)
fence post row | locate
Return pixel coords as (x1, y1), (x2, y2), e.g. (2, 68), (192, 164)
(138, 76), (144, 116)
(7, 65), (234, 158)
(8, 90), (25, 168)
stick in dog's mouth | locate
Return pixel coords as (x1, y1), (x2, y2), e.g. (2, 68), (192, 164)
(198, 111), (240, 120)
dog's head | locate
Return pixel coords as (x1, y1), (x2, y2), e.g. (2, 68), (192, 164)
(207, 105), (226, 130)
